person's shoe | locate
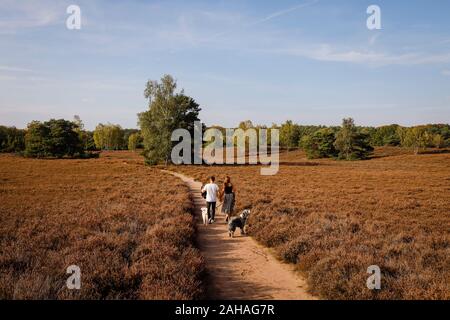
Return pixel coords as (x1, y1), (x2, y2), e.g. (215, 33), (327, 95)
(208, 219), (212, 224)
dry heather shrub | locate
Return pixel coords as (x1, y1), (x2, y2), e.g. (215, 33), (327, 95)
(0, 152), (204, 299)
(173, 148), (450, 300)
(278, 236), (311, 264)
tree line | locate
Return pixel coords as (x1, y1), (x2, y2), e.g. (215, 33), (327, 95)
(0, 116), (143, 158)
(209, 119), (450, 160)
(92, 123), (143, 151)
(136, 75), (449, 164)
(2, 74), (449, 161)
(2, 115), (448, 161)
(278, 120), (449, 159)
(0, 126), (25, 153)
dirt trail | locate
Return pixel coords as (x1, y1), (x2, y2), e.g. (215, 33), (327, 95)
(163, 170), (316, 300)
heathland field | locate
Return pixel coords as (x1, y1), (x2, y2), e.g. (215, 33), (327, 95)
(0, 152), (204, 299)
(173, 148), (450, 300)
(0, 148), (449, 300)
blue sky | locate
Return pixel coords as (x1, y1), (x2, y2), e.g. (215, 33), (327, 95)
(1, 0), (449, 130)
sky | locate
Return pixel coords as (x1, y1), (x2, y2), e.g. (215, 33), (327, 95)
(0, 0), (450, 130)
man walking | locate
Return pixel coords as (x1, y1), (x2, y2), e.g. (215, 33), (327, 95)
(202, 176), (219, 223)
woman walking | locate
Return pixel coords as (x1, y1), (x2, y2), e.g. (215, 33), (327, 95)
(220, 176), (235, 222)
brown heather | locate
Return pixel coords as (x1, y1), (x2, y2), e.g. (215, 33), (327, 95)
(173, 147), (450, 300)
(0, 151), (204, 299)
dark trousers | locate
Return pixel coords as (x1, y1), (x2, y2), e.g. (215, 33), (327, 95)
(207, 202), (216, 220)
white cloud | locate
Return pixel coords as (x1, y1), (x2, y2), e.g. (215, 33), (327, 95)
(249, 0), (319, 26)
(270, 44), (450, 66)
(205, 1), (318, 42)
(0, 0), (62, 31)
(0, 65), (33, 73)
(442, 69), (450, 76)
(152, 3), (450, 68)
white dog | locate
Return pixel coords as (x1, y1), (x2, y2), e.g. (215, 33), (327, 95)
(201, 207), (209, 226)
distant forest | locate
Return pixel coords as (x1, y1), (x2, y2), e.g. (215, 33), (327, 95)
(4, 74), (448, 162)
(1, 115), (448, 161)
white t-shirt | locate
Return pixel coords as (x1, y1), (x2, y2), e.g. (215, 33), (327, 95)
(203, 183), (219, 202)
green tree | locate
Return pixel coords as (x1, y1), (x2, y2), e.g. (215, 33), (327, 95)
(25, 121), (50, 157)
(238, 120), (254, 131)
(48, 119), (81, 157)
(128, 133), (141, 151)
(123, 129), (139, 149)
(370, 124), (401, 146)
(24, 119), (82, 158)
(93, 124), (105, 150)
(138, 75), (201, 165)
(432, 134), (446, 148)
(0, 126), (25, 153)
(109, 125), (124, 150)
(81, 131), (96, 151)
(334, 118), (373, 160)
(93, 123), (124, 150)
(0, 126), (6, 151)
(233, 121), (256, 150)
(300, 128), (338, 159)
(280, 120), (301, 151)
(297, 125), (325, 142)
(401, 126), (432, 155)
(72, 115), (96, 151)
(423, 124), (450, 148)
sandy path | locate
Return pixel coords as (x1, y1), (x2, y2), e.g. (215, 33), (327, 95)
(163, 170), (316, 300)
